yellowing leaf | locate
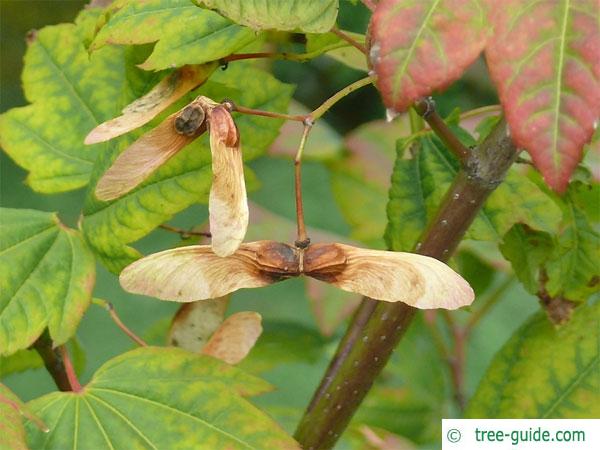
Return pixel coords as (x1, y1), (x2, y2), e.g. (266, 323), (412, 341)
(85, 64), (217, 144)
(25, 347), (298, 449)
(0, 13), (153, 193)
(92, 0), (258, 71)
(385, 128), (563, 251)
(0, 209), (95, 356)
(197, 0), (339, 33)
(467, 302), (600, 418)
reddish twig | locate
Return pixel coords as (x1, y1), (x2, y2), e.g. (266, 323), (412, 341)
(294, 122), (313, 246)
(331, 26), (367, 54)
(32, 332), (71, 392)
(159, 224), (211, 238)
(59, 345), (82, 393)
(93, 298), (148, 347)
(227, 102), (306, 123)
(441, 310), (466, 411)
(414, 97), (470, 165)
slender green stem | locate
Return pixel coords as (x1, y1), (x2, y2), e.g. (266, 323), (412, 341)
(459, 104), (502, 122)
(230, 76), (374, 127)
(311, 76), (375, 120)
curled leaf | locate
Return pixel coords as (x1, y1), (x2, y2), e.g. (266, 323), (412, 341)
(202, 311), (263, 365)
(85, 63), (216, 144)
(207, 105), (249, 256)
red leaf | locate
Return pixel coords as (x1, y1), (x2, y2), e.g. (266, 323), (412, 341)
(369, 0), (488, 112)
(486, 0), (600, 192)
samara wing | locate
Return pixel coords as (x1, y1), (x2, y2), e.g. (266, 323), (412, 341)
(119, 242), (277, 302)
(168, 297), (230, 352)
(207, 106), (249, 257)
(304, 243), (474, 310)
(85, 64), (216, 144)
(95, 112), (202, 201)
(202, 311), (263, 365)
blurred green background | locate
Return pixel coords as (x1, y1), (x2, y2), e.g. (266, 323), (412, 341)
(1, 1), (539, 448)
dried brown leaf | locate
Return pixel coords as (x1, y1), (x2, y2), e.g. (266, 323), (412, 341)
(202, 311), (262, 365)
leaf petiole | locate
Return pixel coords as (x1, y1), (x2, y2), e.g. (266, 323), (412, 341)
(59, 346), (82, 393)
(229, 74), (375, 124)
(331, 26), (367, 54)
(294, 122), (314, 247)
(92, 298), (148, 347)
(413, 97), (470, 165)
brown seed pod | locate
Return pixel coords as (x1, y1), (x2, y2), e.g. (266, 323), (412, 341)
(120, 241), (474, 310)
(92, 94), (249, 257)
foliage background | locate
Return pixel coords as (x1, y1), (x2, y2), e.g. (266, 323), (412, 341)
(0, 1), (546, 448)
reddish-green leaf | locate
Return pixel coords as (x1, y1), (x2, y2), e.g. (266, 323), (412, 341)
(0, 384), (29, 450)
(369, 0), (488, 112)
(485, 0), (600, 192)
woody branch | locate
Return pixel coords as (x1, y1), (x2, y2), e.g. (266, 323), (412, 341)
(294, 118), (518, 449)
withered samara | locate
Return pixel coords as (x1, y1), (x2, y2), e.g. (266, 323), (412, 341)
(120, 241), (474, 310)
(89, 94), (248, 257)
